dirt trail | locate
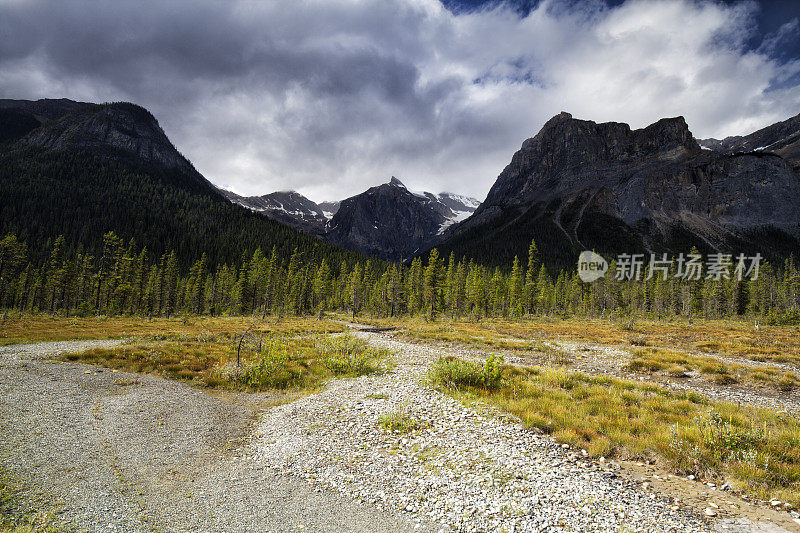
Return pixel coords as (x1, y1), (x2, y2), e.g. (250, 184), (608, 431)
(0, 340), (429, 532)
(339, 325), (800, 532)
(1, 333), (798, 532)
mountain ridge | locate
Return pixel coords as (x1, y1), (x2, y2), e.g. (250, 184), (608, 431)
(221, 176), (480, 260)
(0, 98), (363, 267)
(432, 111), (800, 269)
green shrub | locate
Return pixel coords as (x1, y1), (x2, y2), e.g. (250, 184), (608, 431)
(229, 342), (305, 389)
(315, 334), (390, 376)
(667, 409), (765, 477)
(429, 354), (505, 389)
(379, 410), (422, 433)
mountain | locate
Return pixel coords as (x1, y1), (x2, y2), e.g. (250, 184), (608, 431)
(318, 201), (341, 218)
(0, 98), (360, 267)
(323, 177), (478, 260)
(699, 112), (800, 175)
(222, 177), (479, 261)
(433, 111), (800, 269)
(219, 189), (330, 235)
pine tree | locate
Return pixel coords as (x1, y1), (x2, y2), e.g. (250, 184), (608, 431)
(524, 239), (539, 314)
(349, 262), (363, 318)
(163, 251), (180, 317)
(0, 234), (27, 308)
(314, 259), (332, 311)
(423, 249), (442, 320)
(509, 255), (524, 317)
(536, 264), (551, 315)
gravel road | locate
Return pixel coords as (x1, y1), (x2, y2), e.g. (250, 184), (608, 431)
(0, 340), (428, 532)
(1, 336), (796, 532)
(254, 331), (721, 532)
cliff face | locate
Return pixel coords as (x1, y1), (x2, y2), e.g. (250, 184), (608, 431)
(0, 98), (216, 195)
(18, 102), (195, 172)
(481, 112), (701, 209)
(325, 177), (478, 261)
(699, 112), (800, 175)
(435, 112), (800, 268)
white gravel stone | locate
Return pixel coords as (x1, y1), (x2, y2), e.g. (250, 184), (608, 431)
(253, 331), (712, 532)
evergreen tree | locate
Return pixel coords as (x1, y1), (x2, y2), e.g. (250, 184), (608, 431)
(423, 249), (442, 320)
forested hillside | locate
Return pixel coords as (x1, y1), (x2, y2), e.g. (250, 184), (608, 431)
(0, 99), (365, 271)
(0, 146), (359, 268)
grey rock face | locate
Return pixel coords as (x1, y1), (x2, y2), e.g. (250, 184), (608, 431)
(219, 189), (330, 235)
(318, 200), (341, 217)
(19, 102), (193, 173)
(437, 112), (800, 268)
(325, 178), (479, 261)
(223, 177), (480, 261)
(3, 98), (215, 193)
(699, 112), (800, 175)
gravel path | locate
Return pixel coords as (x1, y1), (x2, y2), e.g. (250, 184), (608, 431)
(254, 331), (716, 532)
(2, 336), (796, 532)
(0, 340), (427, 532)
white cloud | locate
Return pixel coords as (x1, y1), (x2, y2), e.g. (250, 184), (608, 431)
(0, 0), (798, 202)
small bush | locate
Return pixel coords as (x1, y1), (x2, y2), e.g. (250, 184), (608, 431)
(764, 311), (800, 326)
(315, 334), (390, 376)
(626, 357), (665, 372)
(667, 409), (765, 478)
(778, 373), (798, 392)
(713, 373), (738, 386)
(226, 343), (305, 389)
(429, 354), (505, 389)
(379, 410), (422, 433)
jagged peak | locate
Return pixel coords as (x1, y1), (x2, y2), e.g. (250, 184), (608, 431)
(522, 111), (697, 153)
(388, 176), (406, 188)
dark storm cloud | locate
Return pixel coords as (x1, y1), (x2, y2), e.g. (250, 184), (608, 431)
(0, 0), (798, 201)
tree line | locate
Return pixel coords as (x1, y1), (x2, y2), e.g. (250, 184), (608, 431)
(1, 231), (799, 321)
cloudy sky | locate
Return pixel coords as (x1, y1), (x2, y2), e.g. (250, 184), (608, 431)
(1, 0), (799, 202)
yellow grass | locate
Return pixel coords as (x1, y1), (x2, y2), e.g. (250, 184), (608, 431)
(626, 347), (800, 391)
(431, 359), (800, 506)
(0, 315), (345, 345)
(344, 314), (800, 367)
(62, 333), (391, 392)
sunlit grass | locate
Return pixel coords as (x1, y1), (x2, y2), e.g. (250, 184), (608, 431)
(341, 314), (800, 368)
(626, 347), (799, 391)
(429, 357), (800, 506)
(378, 410), (424, 433)
(62, 333), (390, 392)
(0, 315), (346, 345)
(0, 473), (61, 533)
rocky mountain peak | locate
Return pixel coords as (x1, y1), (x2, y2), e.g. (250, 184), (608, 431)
(18, 101), (194, 173)
(435, 110), (800, 270)
(484, 112), (701, 208)
(699, 112), (800, 174)
(388, 176), (406, 188)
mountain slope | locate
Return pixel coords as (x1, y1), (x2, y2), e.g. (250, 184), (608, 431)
(0, 99), (360, 267)
(219, 189), (329, 235)
(222, 177), (479, 261)
(699, 112), (800, 174)
(325, 177), (478, 260)
(434, 112), (800, 269)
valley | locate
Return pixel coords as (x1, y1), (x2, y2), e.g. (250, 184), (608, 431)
(2, 100), (800, 533)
